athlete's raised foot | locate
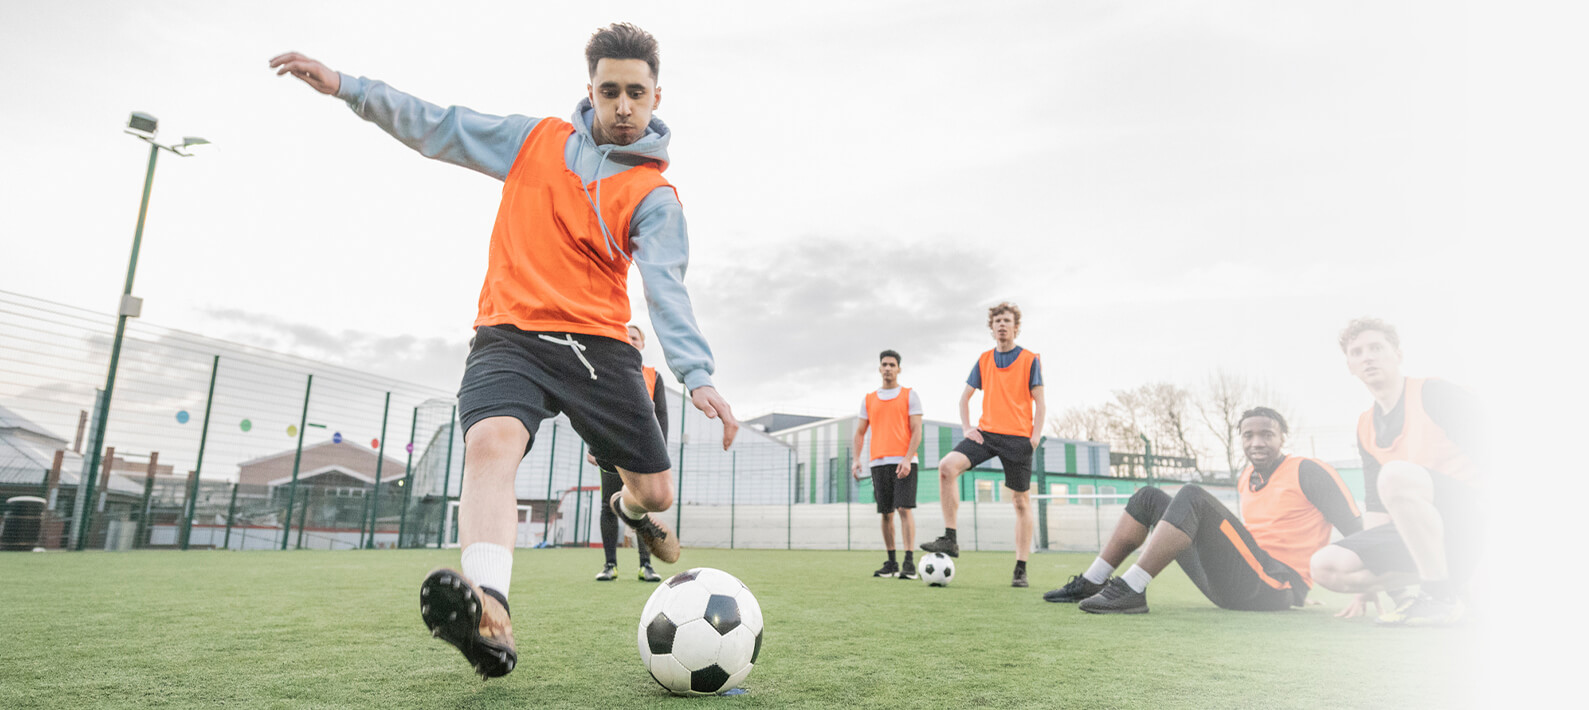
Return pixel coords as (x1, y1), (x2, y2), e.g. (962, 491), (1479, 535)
(1078, 577), (1149, 615)
(419, 568), (518, 678)
(1044, 574), (1106, 603)
(920, 535), (959, 558)
(610, 491), (680, 564)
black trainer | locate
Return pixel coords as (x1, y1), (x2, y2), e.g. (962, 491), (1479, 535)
(873, 559), (900, 578)
(920, 535), (960, 558)
(1044, 574), (1106, 603)
(1012, 566), (1029, 588)
(594, 562), (616, 581)
(1078, 577), (1149, 615)
(420, 569), (517, 678)
(899, 559), (919, 580)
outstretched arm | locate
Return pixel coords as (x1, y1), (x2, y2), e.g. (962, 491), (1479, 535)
(269, 52), (535, 180)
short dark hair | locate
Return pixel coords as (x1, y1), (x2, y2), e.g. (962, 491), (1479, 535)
(1338, 317), (1399, 353)
(586, 22), (660, 79)
(1239, 407), (1288, 435)
(879, 350), (901, 365)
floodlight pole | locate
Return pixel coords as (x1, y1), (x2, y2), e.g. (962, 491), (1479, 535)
(78, 116), (206, 550)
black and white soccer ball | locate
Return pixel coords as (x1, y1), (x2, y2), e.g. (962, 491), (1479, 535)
(921, 552), (955, 587)
(638, 567), (763, 696)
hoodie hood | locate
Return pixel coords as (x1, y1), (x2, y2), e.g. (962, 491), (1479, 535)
(572, 97), (671, 172)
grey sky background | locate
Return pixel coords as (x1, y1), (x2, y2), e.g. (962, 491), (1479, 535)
(0, 0), (1536, 467)
(0, 0), (1583, 699)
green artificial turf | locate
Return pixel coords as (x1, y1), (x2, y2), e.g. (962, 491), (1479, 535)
(0, 548), (1480, 709)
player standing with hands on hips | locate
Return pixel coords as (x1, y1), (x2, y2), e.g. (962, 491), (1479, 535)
(270, 22), (738, 679)
(922, 303), (1046, 588)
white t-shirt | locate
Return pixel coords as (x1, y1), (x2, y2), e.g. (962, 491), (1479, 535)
(858, 387), (924, 467)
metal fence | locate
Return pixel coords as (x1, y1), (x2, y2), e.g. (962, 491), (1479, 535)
(1, 289), (1237, 555)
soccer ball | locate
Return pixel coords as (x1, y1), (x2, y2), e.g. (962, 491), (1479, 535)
(638, 568), (763, 696)
(921, 552), (955, 587)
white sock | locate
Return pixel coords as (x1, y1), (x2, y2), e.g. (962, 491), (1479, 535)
(1083, 557), (1115, 584)
(618, 490), (649, 521)
(461, 542), (514, 597)
(1122, 564), (1154, 593)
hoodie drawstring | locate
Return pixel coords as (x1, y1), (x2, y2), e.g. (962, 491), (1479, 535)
(538, 334), (598, 380)
(579, 145), (628, 262)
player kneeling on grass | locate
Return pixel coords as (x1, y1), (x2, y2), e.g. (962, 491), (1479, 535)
(271, 22), (737, 679)
(1047, 408), (1362, 614)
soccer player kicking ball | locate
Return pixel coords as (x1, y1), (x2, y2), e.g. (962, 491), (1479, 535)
(270, 23), (737, 679)
(1045, 408), (1362, 614)
(594, 326), (667, 584)
(1309, 318), (1483, 626)
(921, 303), (1046, 588)
(850, 350), (925, 580)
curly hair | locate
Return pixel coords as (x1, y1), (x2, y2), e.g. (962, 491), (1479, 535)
(1338, 317), (1400, 353)
(987, 302), (1021, 330)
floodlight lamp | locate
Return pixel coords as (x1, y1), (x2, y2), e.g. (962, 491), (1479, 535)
(180, 136), (210, 149)
(126, 112), (158, 139)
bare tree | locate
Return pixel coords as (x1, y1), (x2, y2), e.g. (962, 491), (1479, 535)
(1194, 369), (1293, 478)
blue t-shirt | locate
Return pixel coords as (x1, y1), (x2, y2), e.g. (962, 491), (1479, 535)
(966, 346), (1043, 389)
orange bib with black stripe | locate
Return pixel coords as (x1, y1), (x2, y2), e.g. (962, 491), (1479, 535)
(976, 349), (1038, 437)
(864, 388), (914, 460)
(1238, 456), (1356, 587)
(642, 366), (658, 402)
(1357, 377), (1477, 483)
(473, 118), (675, 341)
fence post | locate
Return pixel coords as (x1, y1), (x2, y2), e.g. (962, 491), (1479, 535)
(1034, 440), (1048, 551)
(397, 406), (418, 548)
(844, 446), (851, 551)
(786, 448), (793, 550)
(137, 451), (159, 548)
(282, 374), (313, 550)
(222, 482), (239, 550)
(543, 422), (557, 545)
(364, 392), (391, 549)
(972, 474), (980, 552)
(436, 406), (458, 549)
(182, 355), (219, 550)
(675, 390), (688, 535)
(573, 442), (585, 547)
(729, 450), (736, 550)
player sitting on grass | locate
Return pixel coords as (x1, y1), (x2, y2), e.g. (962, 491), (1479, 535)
(270, 22), (737, 679)
(1309, 318), (1483, 627)
(1047, 407), (1361, 614)
(851, 349), (925, 580)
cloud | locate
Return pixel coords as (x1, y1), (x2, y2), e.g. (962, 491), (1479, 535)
(200, 308), (466, 394)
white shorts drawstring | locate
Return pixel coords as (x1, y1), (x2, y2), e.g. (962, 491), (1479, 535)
(538, 334), (598, 380)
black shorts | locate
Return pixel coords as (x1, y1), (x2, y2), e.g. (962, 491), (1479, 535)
(1127, 486), (1308, 611)
(951, 431), (1034, 492)
(871, 463), (919, 514)
(1331, 470), (1481, 581)
(457, 325), (671, 474)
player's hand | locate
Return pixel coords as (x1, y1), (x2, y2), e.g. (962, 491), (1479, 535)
(965, 427), (984, 445)
(270, 52), (341, 95)
(851, 460), (865, 480)
(1335, 592), (1379, 619)
(1030, 434), (1042, 450)
(895, 462), (911, 479)
(690, 386), (738, 450)
(586, 452), (597, 467)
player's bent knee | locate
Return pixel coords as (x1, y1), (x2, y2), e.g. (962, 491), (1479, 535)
(1376, 461), (1432, 504)
(938, 454), (968, 479)
(1309, 545), (1357, 591)
(463, 417), (529, 461)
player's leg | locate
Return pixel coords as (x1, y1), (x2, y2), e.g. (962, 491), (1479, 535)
(1046, 486), (1169, 603)
(1374, 461), (1468, 626)
(596, 470), (622, 581)
(872, 465), (899, 577)
(635, 522), (658, 582)
(924, 439), (993, 557)
(896, 463), (919, 579)
(876, 511), (900, 578)
(1080, 484), (1228, 614)
(1169, 497), (1301, 612)
(999, 436), (1036, 587)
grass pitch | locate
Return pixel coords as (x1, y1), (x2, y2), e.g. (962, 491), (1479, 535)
(0, 548), (1479, 709)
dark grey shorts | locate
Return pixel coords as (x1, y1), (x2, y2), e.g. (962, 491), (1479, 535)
(951, 432), (1034, 492)
(871, 463), (919, 514)
(457, 325), (671, 474)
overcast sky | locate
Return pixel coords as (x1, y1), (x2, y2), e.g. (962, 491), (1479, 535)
(0, 1), (1541, 466)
